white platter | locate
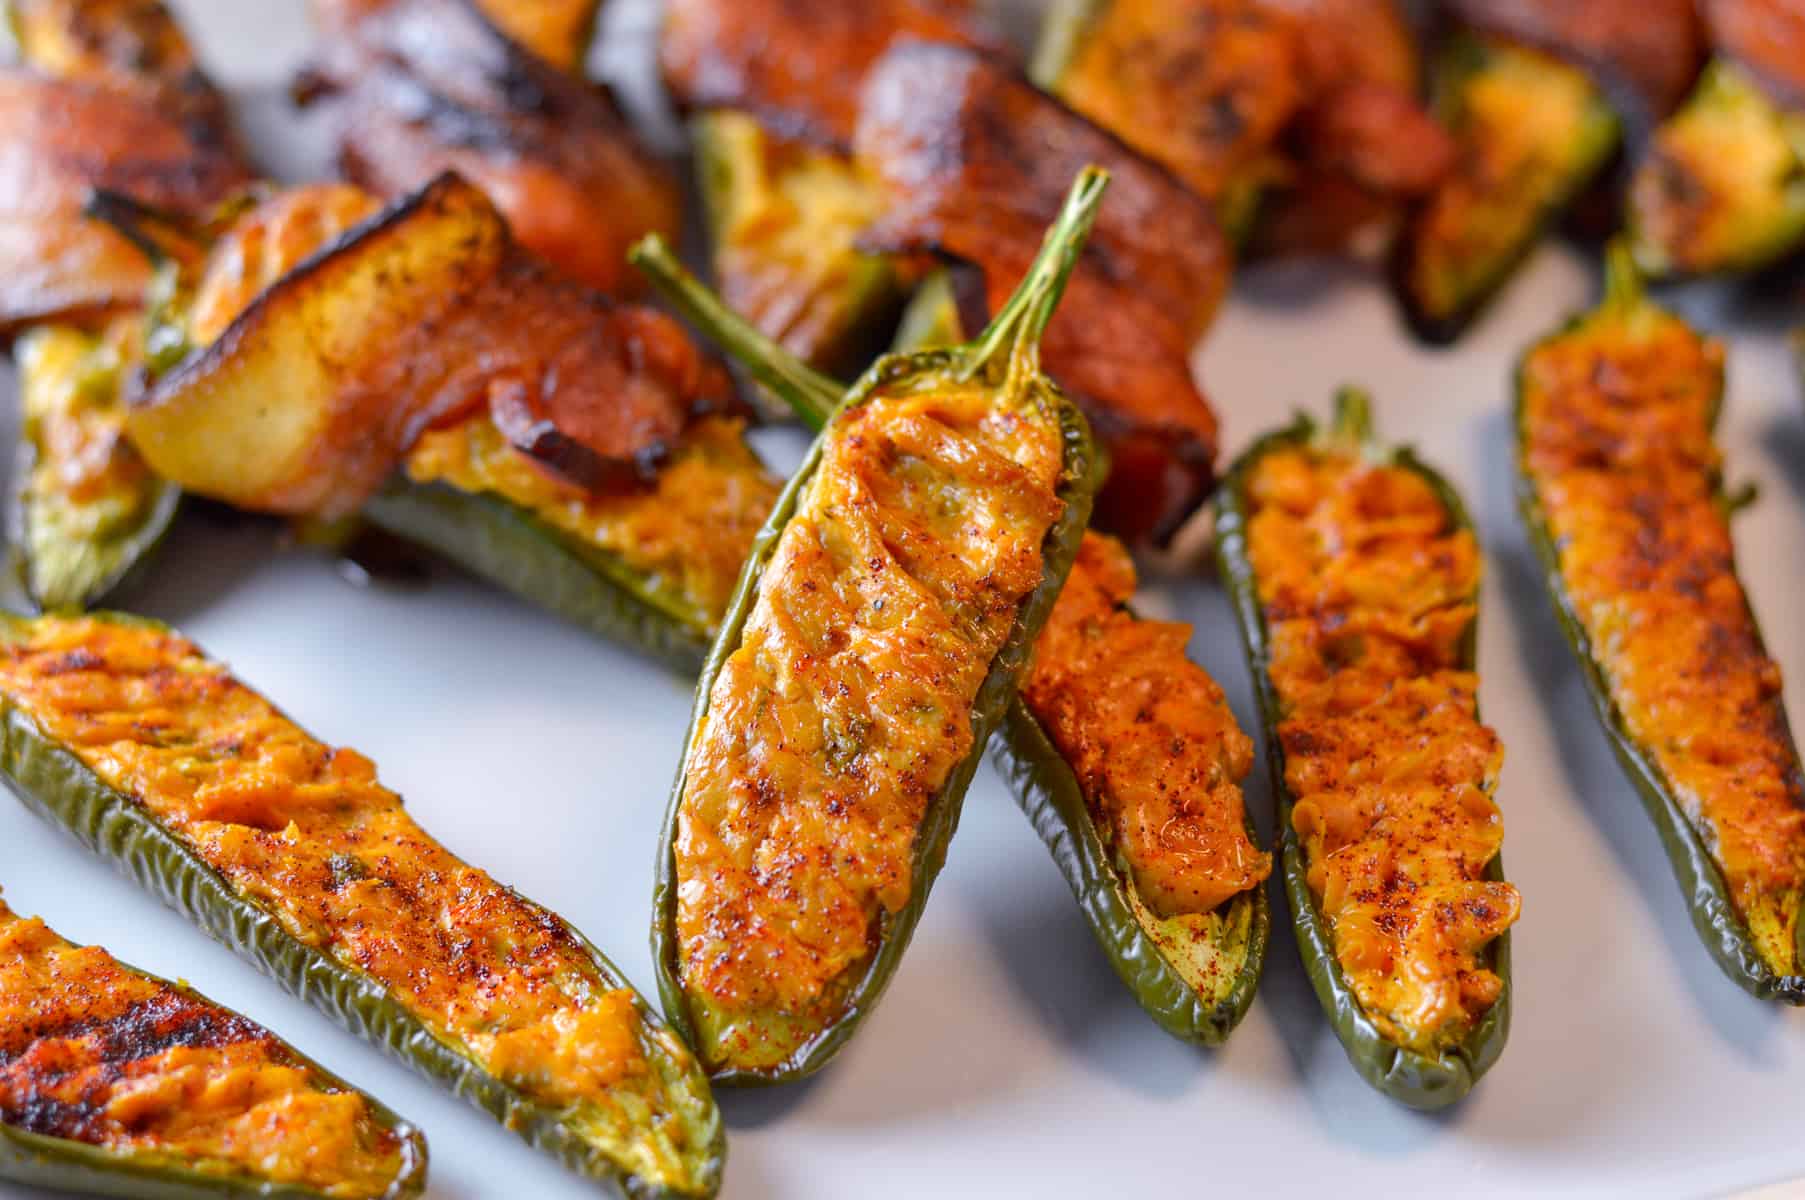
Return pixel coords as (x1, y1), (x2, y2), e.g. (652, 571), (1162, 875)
(4, 2), (1805, 1197)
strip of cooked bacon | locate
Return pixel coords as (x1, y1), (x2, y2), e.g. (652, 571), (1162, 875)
(299, 0), (679, 298)
(126, 175), (740, 518)
(854, 40), (1228, 544)
(659, 0), (999, 149)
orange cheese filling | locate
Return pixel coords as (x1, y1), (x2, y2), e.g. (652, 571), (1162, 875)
(0, 897), (407, 1199)
(0, 618), (655, 1115)
(674, 385), (1064, 1028)
(405, 413), (780, 629)
(1245, 444), (1517, 1049)
(1023, 531), (1268, 917)
(1521, 307), (1805, 973)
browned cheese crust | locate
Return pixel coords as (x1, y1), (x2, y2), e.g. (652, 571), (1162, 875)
(1023, 532), (1269, 917)
(674, 385), (1063, 1028)
(0, 898), (409, 1199)
(1244, 441), (1517, 1049)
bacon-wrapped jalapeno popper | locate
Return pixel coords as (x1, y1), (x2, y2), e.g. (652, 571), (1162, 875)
(1396, 0), (1703, 342)
(1626, 0), (1805, 279)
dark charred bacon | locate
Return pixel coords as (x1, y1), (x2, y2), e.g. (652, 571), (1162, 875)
(1703, 0), (1805, 110)
(659, 0), (1000, 148)
(300, 0), (680, 297)
(127, 175), (740, 516)
(0, 73), (253, 330)
(854, 41), (1229, 543)
(1446, 0), (1706, 126)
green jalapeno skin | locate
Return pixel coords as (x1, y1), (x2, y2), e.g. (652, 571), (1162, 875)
(991, 705), (1270, 1046)
(636, 169), (1110, 1085)
(1625, 58), (1805, 279)
(1513, 247), (1805, 1003)
(0, 612), (725, 1199)
(1395, 32), (1620, 345)
(0, 946), (427, 1200)
(637, 191), (1269, 1051)
(1213, 392), (1513, 1109)
(361, 480), (713, 673)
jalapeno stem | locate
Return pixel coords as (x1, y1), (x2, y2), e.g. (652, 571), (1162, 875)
(961, 165), (1111, 390)
(1328, 385), (1377, 453)
(628, 234), (842, 430)
(1602, 238), (1647, 315)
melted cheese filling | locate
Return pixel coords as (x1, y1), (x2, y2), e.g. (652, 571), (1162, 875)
(18, 323), (157, 600)
(1024, 531), (1268, 917)
(1521, 307), (1805, 973)
(0, 619), (669, 1123)
(406, 413), (779, 629)
(1246, 445), (1517, 1049)
(674, 385), (1063, 1027)
(0, 899), (405, 1199)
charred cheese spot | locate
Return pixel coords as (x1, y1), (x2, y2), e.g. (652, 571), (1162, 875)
(0, 899), (406, 1198)
(1245, 443), (1516, 1049)
(1520, 301), (1805, 974)
(674, 385), (1063, 1033)
(1023, 532), (1269, 918)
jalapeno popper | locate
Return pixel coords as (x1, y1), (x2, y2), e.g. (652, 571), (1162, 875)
(0, 612), (724, 1196)
(1627, 0), (1805, 279)
(1216, 391), (1517, 1108)
(665, 0), (999, 376)
(1396, 0), (1703, 342)
(120, 174), (771, 667)
(299, 0), (679, 299)
(0, 893), (426, 1200)
(1516, 247), (1805, 1000)
(855, 40), (1229, 546)
(3, 0), (252, 613)
(634, 240), (1275, 1046)
(645, 170), (1107, 1084)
